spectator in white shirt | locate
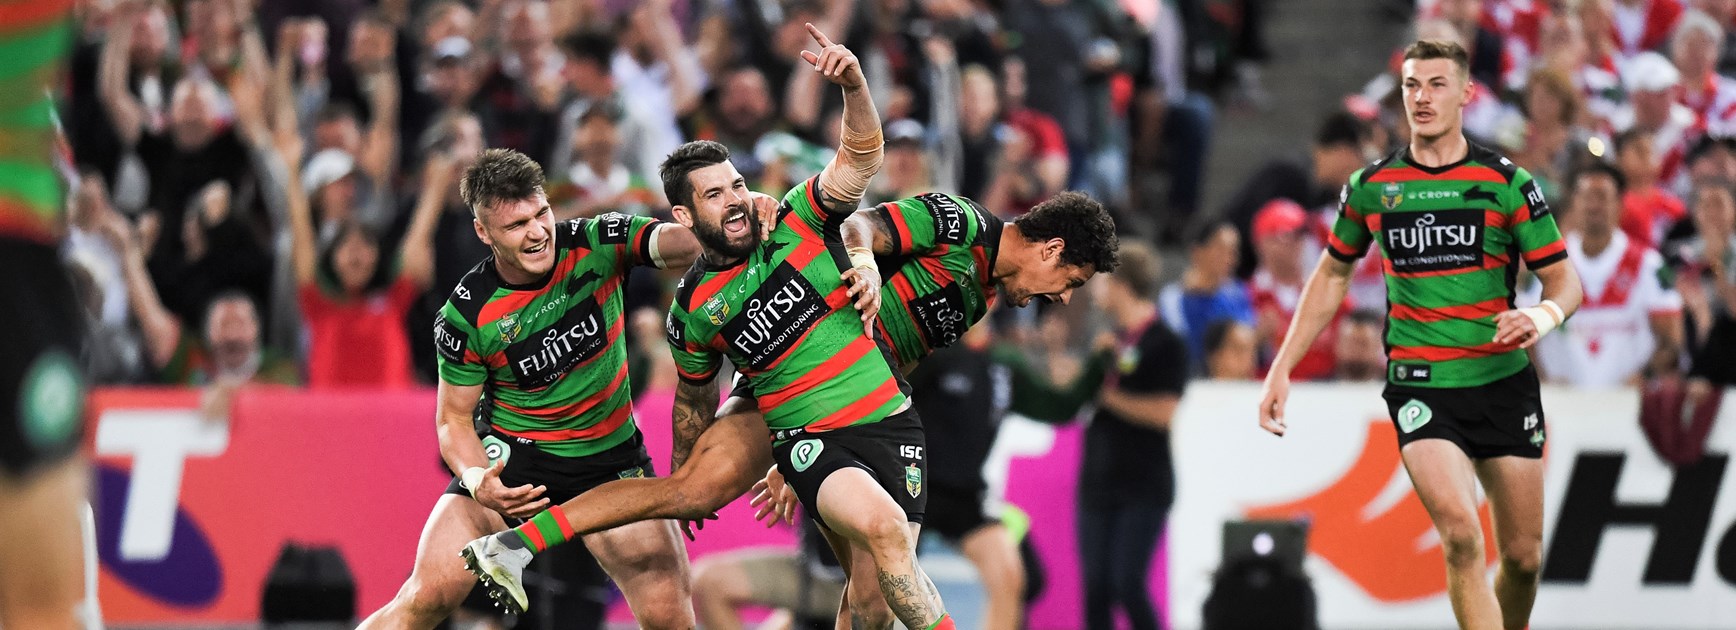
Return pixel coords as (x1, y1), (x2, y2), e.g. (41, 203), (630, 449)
(1531, 162), (1686, 387)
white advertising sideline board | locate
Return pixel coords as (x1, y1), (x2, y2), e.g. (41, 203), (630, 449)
(1168, 382), (1736, 629)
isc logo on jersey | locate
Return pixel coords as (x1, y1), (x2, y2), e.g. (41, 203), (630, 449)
(505, 297), (608, 389)
(918, 193), (969, 245)
(1383, 209), (1483, 273)
(724, 263), (829, 368)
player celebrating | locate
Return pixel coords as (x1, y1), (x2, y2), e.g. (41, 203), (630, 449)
(0, 3), (89, 628)
(1258, 40), (1583, 630)
(358, 148), (704, 628)
(460, 187), (1119, 620)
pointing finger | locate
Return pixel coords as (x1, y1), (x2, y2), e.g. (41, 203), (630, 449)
(805, 22), (834, 48)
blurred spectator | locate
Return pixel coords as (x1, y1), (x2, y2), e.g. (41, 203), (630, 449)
(692, 516), (843, 630)
(549, 31), (678, 203)
(1666, 177), (1736, 384)
(1223, 111), (1372, 278)
(1484, 0), (1551, 91)
(1610, 0), (1688, 60)
(405, 36), (482, 160)
(612, 0), (705, 148)
(1001, 0), (1122, 189)
(1160, 222), (1255, 374)
(110, 213), (297, 386)
(1685, 134), (1736, 186)
(1333, 309), (1387, 382)
(67, 0), (178, 198)
(691, 67), (781, 186)
(1616, 129), (1690, 248)
(1510, 68), (1597, 200)
(1202, 320), (1258, 381)
(1433, 0), (1507, 90)
(1249, 200), (1344, 381)
(182, 0), (265, 85)
(1078, 242), (1186, 630)
(980, 57), (1071, 217)
(1531, 163), (1684, 387)
(279, 120), (439, 388)
(473, 0), (562, 163)
(1134, 0), (1217, 238)
(1613, 52), (1698, 186)
(1673, 10), (1736, 132)
(550, 105), (661, 220)
(1530, 4), (1624, 125)
(1693, 0), (1736, 73)
(64, 173), (146, 384)
(868, 119), (941, 204)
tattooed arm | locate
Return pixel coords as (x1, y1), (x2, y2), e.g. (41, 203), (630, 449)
(671, 377), (720, 473)
(840, 210), (897, 257)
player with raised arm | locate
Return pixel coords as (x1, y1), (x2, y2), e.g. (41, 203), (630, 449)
(1257, 40), (1583, 630)
(357, 148), (705, 628)
(459, 187), (1120, 622)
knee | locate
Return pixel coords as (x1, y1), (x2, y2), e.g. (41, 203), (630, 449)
(634, 604), (697, 630)
(1500, 536), (1543, 579)
(847, 586), (897, 630)
(1437, 518), (1486, 569)
(860, 515), (911, 554)
(393, 576), (464, 621)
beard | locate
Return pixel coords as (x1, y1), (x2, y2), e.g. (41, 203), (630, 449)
(692, 216), (760, 262)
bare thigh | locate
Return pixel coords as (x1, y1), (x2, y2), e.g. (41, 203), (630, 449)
(584, 519), (694, 627)
(0, 458), (88, 630)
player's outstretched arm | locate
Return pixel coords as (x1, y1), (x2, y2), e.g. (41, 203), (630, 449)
(671, 377), (721, 473)
(437, 379), (549, 518)
(1495, 259), (1583, 348)
(806, 23), (883, 213)
(1258, 254), (1355, 436)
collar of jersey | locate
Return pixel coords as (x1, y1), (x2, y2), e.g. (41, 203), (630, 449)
(1400, 146), (1474, 176)
(492, 258), (556, 292)
(701, 247), (754, 272)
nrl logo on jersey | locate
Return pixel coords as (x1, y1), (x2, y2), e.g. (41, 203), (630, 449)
(498, 312), (523, 343)
(703, 295), (730, 326)
(1381, 182), (1404, 210)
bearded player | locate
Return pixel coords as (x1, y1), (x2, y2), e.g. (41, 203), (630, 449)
(358, 147), (706, 629)
(1258, 40), (1583, 630)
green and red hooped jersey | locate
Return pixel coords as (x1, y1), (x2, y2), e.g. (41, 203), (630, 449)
(435, 213), (661, 458)
(666, 175), (911, 439)
(871, 193), (1003, 367)
(0, 0), (73, 244)
(1328, 143), (1568, 389)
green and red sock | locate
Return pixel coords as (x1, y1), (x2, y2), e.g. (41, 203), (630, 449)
(924, 613), (954, 630)
(509, 509), (575, 554)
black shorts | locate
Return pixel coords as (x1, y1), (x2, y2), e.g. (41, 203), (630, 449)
(772, 409), (927, 529)
(1382, 365), (1546, 459)
(0, 240), (87, 478)
(923, 483), (994, 541)
(443, 427), (656, 506)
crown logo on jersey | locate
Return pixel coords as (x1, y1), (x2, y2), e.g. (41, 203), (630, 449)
(703, 295), (730, 326)
(1381, 182), (1404, 210)
(498, 312), (522, 344)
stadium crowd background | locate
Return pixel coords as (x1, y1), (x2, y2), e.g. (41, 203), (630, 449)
(47, 0), (1736, 625)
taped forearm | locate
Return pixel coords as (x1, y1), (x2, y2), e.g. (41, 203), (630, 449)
(820, 89), (884, 206)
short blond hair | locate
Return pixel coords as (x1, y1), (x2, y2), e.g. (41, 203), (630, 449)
(1404, 39), (1471, 78)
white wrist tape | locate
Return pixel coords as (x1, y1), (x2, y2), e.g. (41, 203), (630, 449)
(1519, 299), (1566, 338)
(460, 466), (487, 498)
(846, 246), (876, 272)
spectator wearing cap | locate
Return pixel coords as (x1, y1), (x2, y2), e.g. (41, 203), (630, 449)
(403, 35), (481, 158)
(867, 119), (941, 206)
(1674, 10), (1736, 134)
(1223, 110), (1373, 278)
(1159, 222), (1255, 375)
(549, 31), (676, 205)
(1612, 51), (1700, 187)
(1528, 163), (1684, 387)
(1611, 0), (1688, 60)
(1248, 200), (1347, 381)
(1616, 129), (1690, 248)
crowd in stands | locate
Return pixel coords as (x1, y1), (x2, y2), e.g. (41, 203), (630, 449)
(53, 0), (1735, 394)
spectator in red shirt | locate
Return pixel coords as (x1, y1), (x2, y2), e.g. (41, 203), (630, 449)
(984, 56), (1070, 217)
(1248, 199), (1344, 380)
(281, 127), (446, 388)
(1616, 128), (1690, 248)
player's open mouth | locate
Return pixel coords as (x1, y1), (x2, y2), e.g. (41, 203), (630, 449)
(524, 241), (548, 256)
(1413, 110), (1434, 124)
(723, 209), (749, 236)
